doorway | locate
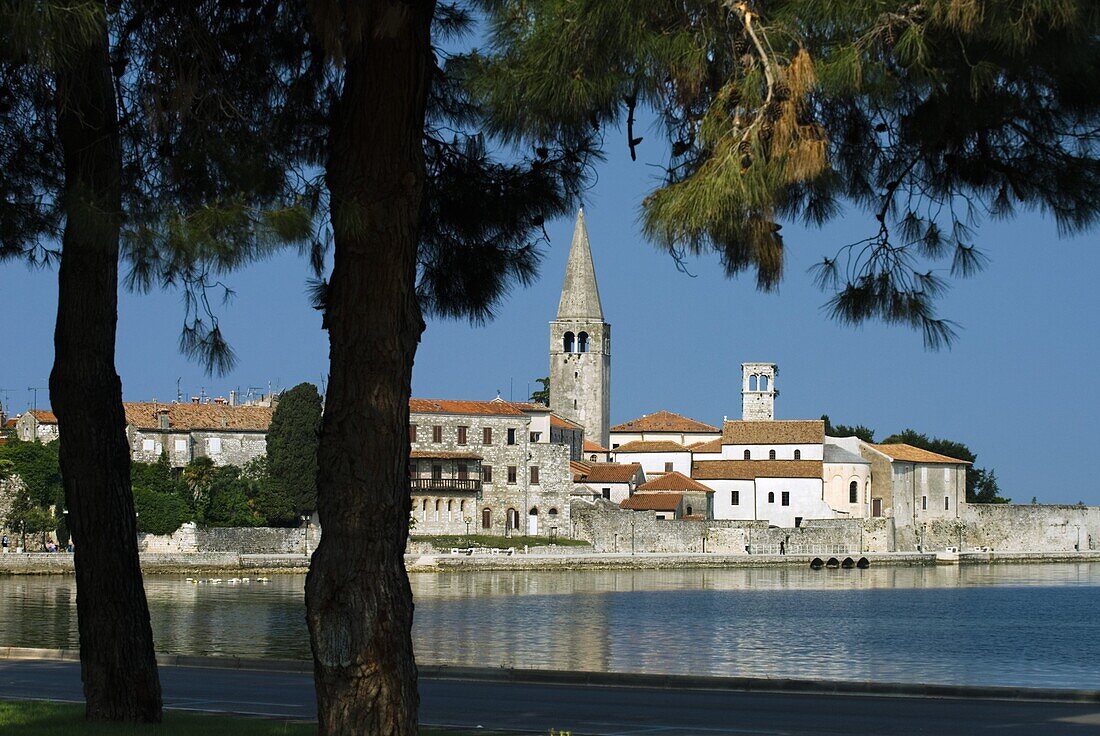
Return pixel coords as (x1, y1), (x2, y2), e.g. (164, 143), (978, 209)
(527, 507), (539, 536)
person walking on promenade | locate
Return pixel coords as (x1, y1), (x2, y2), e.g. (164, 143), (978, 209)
(1, 534), (8, 553)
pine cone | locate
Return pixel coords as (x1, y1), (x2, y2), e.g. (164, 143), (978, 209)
(738, 139), (752, 155)
(764, 101), (782, 122)
(734, 39), (749, 56)
(773, 83), (791, 102)
(741, 153), (753, 170)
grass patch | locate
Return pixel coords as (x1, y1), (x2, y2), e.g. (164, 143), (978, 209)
(411, 534), (591, 549)
(0, 700), (494, 735)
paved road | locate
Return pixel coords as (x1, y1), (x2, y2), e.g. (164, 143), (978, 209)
(2, 660), (1100, 735)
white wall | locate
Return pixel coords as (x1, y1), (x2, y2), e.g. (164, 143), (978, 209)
(720, 443), (823, 461)
(755, 477), (833, 528)
(609, 430), (719, 448)
(610, 450), (691, 476)
(582, 481), (632, 503)
(824, 463), (872, 518)
(709, 479), (757, 520)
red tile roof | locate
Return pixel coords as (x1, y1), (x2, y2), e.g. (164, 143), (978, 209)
(613, 440), (690, 453)
(576, 462), (643, 484)
(636, 471), (714, 493)
(722, 420), (824, 445)
(550, 414), (583, 430)
(692, 459), (824, 480)
(123, 402), (272, 431)
(620, 493), (682, 511)
(508, 401), (550, 412)
(870, 444), (972, 465)
(570, 460), (594, 481)
(410, 398), (525, 416)
(3, 418), (17, 429)
(611, 410), (719, 433)
(28, 410), (58, 424)
(583, 440), (610, 453)
(688, 438), (724, 453)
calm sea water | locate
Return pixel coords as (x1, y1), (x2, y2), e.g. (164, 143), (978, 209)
(2, 563), (1099, 689)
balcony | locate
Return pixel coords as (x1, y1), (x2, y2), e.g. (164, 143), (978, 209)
(410, 477), (483, 494)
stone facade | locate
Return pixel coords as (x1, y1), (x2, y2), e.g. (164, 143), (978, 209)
(14, 411), (59, 444)
(860, 443), (967, 525)
(409, 400), (572, 537)
(741, 363), (777, 421)
(136, 523), (318, 554)
(128, 427), (268, 467)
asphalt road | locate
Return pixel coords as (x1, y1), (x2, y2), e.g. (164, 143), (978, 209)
(2, 660), (1100, 735)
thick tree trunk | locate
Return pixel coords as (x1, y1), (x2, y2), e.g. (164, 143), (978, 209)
(49, 13), (163, 723)
(304, 2), (435, 734)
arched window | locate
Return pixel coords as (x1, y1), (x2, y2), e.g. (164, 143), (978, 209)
(744, 449), (751, 460)
(529, 506), (538, 515)
(434, 499), (441, 521)
(446, 499), (453, 520)
(769, 449), (776, 460)
(548, 508), (559, 516)
(577, 332), (589, 352)
(460, 500), (466, 512)
(421, 499), (428, 510)
(749, 374), (758, 391)
(849, 481), (859, 504)
(760, 375), (769, 391)
(482, 507), (492, 529)
(506, 507), (519, 531)
(563, 331), (575, 353)
(686, 505), (693, 516)
(794, 449), (801, 460)
(768, 492), (775, 503)
(590, 454), (597, 462)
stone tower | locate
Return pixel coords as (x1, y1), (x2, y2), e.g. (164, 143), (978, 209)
(742, 362), (777, 421)
(550, 209), (611, 447)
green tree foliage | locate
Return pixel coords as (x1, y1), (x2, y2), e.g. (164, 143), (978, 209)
(529, 377), (550, 406)
(881, 428), (1009, 503)
(471, 0), (1100, 346)
(202, 466), (260, 528)
(821, 415), (875, 442)
(266, 383), (323, 519)
(0, 438), (62, 507)
(131, 453), (189, 536)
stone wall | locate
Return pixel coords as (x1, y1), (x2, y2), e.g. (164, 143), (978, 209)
(962, 504), (1100, 551)
(138, 523), (318, 554)
(569, 498), (893, 554)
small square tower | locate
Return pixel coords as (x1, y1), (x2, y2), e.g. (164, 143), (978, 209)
(742, 363), (777, 421)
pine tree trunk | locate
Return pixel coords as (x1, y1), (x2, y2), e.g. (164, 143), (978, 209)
(49, 13), (163, 723)
(304, 3), (435, 734)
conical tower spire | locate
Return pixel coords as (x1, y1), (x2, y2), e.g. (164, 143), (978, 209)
(556, 208), (604, 321)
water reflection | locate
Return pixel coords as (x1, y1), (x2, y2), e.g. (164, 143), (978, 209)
(2, 562), (1099, 688)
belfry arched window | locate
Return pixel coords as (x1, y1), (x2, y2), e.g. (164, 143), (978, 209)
(744, 449), (751, 460)
(794, 450), (801, 460)
(749, 375), (758, 391)
(769, 449), (776, 460)
(760, 375), (769, 391)
(577, 332), (589, 352)
(563, 331), (575, 353)
(850, 481), (859, 504)
(768, 492), (775, 503)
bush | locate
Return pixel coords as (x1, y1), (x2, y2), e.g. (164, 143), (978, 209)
(133, 486), (190, 536)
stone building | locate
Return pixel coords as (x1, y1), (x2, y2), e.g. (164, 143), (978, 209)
(622, 471), (715, 520)
(823, 436), (873, 519)
(609, 440), (694, 477)
(741, 362), (777, 421)
(860, 442), (969, 525)
(609, 410), (719, 449)
(409, 398), (573, 538)
(14, 410), (59, 444)
(124, 402), (273, 467)
(573, 461), (645, 503)
(550, 209), (611, 448)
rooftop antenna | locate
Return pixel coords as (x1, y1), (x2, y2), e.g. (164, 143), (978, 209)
(27, 386), (47, 411)
(0, 388), (13, 416)
(509, 378), (513, 402)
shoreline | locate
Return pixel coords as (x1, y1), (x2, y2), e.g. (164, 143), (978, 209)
(2, 549), (1099, 575)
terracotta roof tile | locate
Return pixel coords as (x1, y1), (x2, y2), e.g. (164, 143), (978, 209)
(29, 410), (58, 424)
(4, 418), (19, 429)
(611, 410), (719, 433)
(577, 462), (643, 483)
(612, 440), (690, 453)
(692, 459), (824, 480)
(410, 398), (525, 416)
(636, 471), (714, 493)
(722, 420), (824, 445)
(620, 493), (682, 511)
(410, 450), (483, 460)
(870, 443), (972, 465)
(550, 414), (583, 430)
(507, 401), (550, 412)
(688, 438), (724, 453)
(124, 402), (272, 431)
(583, 440), (610, 453)
(570, 460), (594, 481)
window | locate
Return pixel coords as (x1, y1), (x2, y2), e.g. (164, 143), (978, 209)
(409, 424), (417, 442)
(507, 428), (516, 445)
(460, 500), (466, 512)
(434, 500), (441, 521)
(744, 450), (751, 460)
(794, 517), (803, 528)
(482, 465), (493, 483)
(457, 426), (468, 445)
(664, 462), (674, 472)
(794, 449), (801, 460)
(850, 481), (859, 504)
(686, 505), (693, 516)
(590, 454), (598, 462)
(482, 507), (492, 529)
(483, 427), (492, 444)
(530, 466), (540, 484)
(922, 495), (928, 510)
(142, 439), (155, 452)
(408, 462), (416, 479)
(549, 507), (559, 516)
(602, 488), (611, 500)
(563, 331), (575, 352)
(530, 432), (541, 442)
(612, 443), (620, 449)
(432, 464), (443, 481)
(945, 496), (950, 510)
(920, 466), (928, 484)
(446, 500), (453, 519)
(457, 462), (468, 480)
(577, 331), (589, 352)
(769, 449), (776, 460)
(731, 491), (740, 505)
(432, 425), (442, 443)
(781, 491), (790, 506)
(944, 467), (952, 484)
(507, 466), (517, 484)
(760, 375), (769, 391)
(768, 492), (775, 503)
(207, 437), (222, 453)
(174, 439), (187, 453)
(749, 375), (758, 391)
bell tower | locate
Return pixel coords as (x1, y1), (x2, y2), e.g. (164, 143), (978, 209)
(550, 209), (611, 447)
(742, 362), (777, 421)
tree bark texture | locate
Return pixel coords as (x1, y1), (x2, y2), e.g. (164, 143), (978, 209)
(49, 12), (163, 722)
(305, 2), (435, 734)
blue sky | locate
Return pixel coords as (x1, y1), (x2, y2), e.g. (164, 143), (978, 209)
(2, 117), (1098, 504)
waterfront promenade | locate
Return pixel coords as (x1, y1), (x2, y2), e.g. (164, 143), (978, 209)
(2, 656), (1099, 735)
